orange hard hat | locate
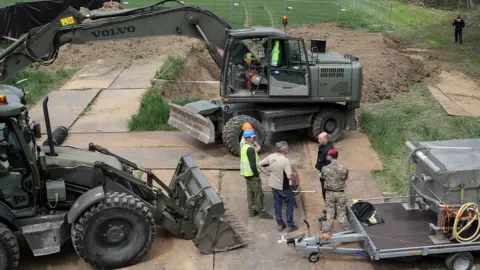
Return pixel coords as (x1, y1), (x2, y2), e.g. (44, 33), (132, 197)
(242, 122), (253, 130)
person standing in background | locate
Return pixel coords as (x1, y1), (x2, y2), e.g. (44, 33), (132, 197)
(452, 15), (465, 44)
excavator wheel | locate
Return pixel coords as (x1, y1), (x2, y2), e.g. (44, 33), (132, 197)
(71, 192), (156, 269)
(222, 115), (265, 156)
(309, 107), (345, 143)
(0, 223), (19, 270)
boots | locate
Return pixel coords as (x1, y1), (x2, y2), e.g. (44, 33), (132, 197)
(319, 209), (337, 221)
(319, 209), (327, 221)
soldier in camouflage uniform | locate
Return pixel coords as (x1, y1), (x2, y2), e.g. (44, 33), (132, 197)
(321, 149), (350, 233)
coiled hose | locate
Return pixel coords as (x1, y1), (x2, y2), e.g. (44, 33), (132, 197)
(447, 202), (480, 243)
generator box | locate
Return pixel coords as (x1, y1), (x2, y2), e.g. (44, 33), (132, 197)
(406, 138), (480, 213)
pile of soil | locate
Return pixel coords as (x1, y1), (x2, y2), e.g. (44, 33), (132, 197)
(284, 23), (428, 103)
(43, 36), (204, 71)
(98, 1), (124, 11)
(79, 1), (124, 17)
(154, 45), (222, 101)
(43, 0), (211, 73)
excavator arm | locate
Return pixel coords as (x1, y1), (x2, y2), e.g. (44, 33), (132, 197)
(0, 0), (232, 82)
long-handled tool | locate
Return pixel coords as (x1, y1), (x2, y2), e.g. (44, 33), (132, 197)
(291, 185), (317, 208)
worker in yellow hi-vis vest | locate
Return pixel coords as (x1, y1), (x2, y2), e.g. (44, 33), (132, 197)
(240, 129), (273, 219)
(271, 40), (280, 66)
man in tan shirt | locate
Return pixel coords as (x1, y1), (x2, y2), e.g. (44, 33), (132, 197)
(258, 141), (298, 233)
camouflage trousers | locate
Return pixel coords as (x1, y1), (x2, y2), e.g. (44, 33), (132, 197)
(324, 191), (349, 231)
(245, 176), (267, 215)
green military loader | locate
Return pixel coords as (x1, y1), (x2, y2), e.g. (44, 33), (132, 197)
(0, 83), (249, 270)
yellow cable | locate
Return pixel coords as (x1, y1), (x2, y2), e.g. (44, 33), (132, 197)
(451, 202), (480, 243)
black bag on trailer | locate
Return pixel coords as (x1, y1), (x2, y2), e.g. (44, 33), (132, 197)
(350, 200), (384, 226)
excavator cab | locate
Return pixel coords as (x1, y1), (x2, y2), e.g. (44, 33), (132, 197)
(221, 30), (310, 99)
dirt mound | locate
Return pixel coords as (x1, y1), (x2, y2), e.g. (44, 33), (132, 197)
(284, 23), (428, 103)
(183, 44), (220, 81)
(155, 47), (221, 101)
(79, 1), (123, 16)
(42, 36), (204, 71)
(98, 1), (124, 11)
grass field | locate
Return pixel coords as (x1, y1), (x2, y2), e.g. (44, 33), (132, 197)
(0, 0), (454, 32)
(358, 85), (480, 195)
(2, 68), (77, 106)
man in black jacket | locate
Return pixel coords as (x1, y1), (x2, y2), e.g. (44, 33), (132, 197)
(315, 132), (334, 221)
(452, 15), (465, 44)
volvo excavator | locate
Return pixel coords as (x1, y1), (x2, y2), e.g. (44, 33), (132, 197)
(0, 0), (363, 157)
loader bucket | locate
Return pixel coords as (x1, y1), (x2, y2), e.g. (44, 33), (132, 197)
(169, 154), (250, 254)
(167, 101), (217, 144)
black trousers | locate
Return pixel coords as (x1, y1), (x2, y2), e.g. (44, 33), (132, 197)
(455, 29), (463, 44)
(320, 177), (326, 202)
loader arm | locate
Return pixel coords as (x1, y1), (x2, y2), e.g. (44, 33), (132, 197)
(0, 0), (231, 82)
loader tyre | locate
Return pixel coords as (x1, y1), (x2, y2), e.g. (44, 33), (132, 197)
(0, 223), (19, 270)
(222, 115), (265, 156)
(309, 108), (345, 142)
(71, 192), (156, 269)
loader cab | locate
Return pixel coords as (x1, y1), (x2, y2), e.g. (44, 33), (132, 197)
(0, 91), (41, 217)
(0, 118), (37, 213)
(220, 28), (311, 101)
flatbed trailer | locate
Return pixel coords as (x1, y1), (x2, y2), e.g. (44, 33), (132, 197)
(280, 196), (480, 270)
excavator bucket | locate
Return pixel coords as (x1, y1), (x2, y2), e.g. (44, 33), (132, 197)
(167, 101), (218, 144)
(168, 154), (250, 254)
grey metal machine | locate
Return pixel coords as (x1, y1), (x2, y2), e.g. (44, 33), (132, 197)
(280, 138), (480, 270)
(405, 138), (480, 244)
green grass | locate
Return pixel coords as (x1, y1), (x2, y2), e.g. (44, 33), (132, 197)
(3, 68), (77, 106)
(358, 84), (480, 195)
(0, 0), (456, 31)
(128, 56), (198, 131)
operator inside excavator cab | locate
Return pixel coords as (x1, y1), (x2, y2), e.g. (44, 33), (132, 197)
(226, 35), (308, 98)
(227, 37), (270, 95)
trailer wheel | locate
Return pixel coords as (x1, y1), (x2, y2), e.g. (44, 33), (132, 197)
(308, 252), (320, 263)
(0, 223), (19, 270)
(222, 115), (265, 156)
(309, 108), (345, 142)
(445, 252), (474, 270)
(71, 192), (156, 269)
